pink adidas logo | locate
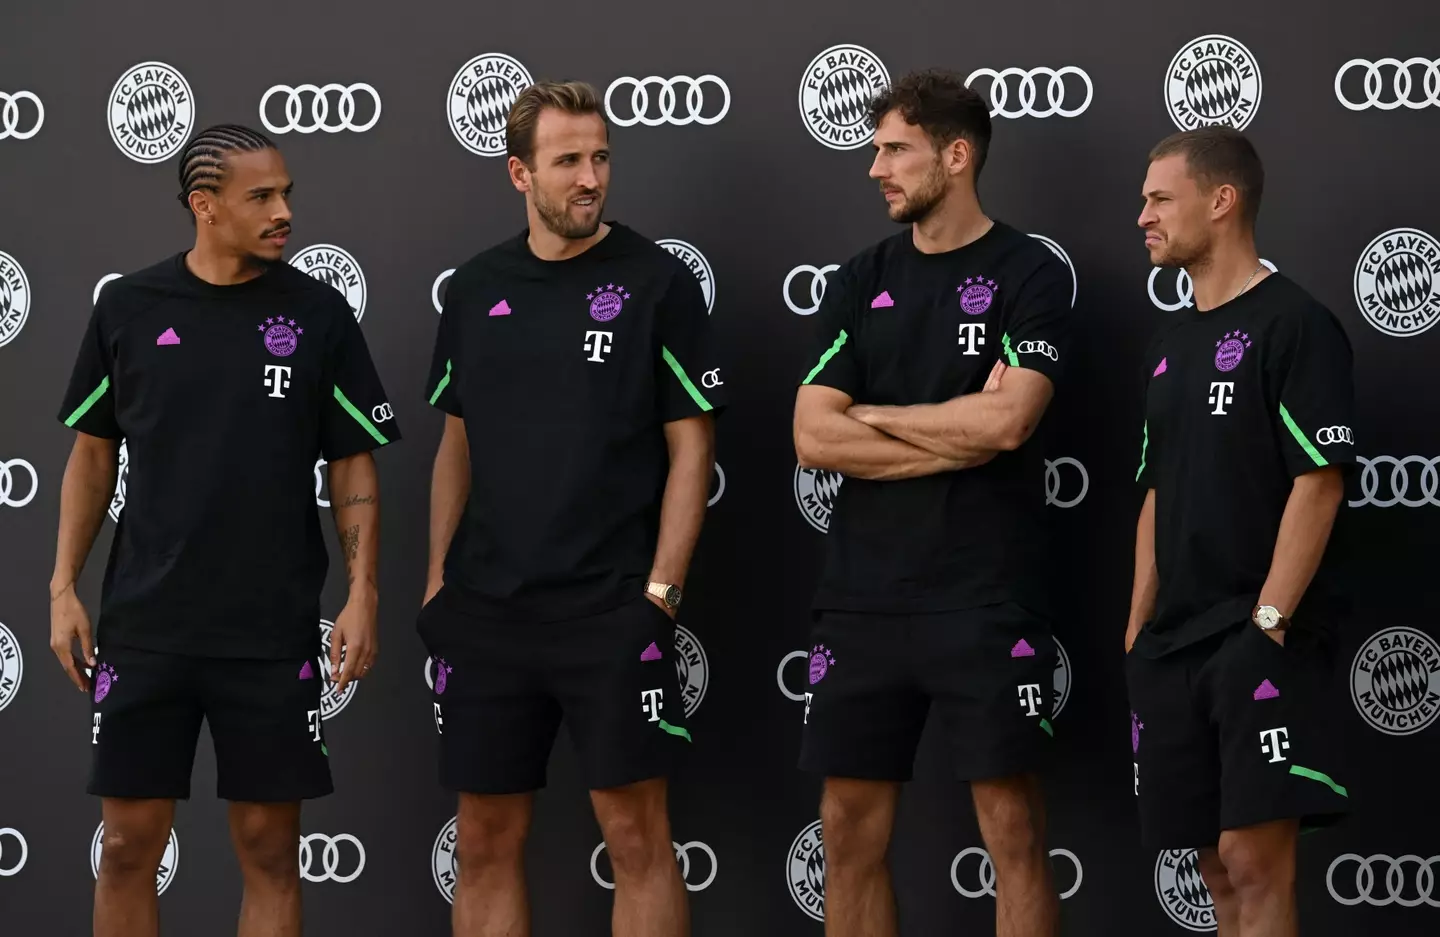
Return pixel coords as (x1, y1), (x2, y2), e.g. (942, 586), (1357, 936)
(870, 291), (894, 309)
(1253, 679), (1279, 701)
(298, 660), (315, 680)
(156, 328), (180, 346)
(489, 299), (512, 316)
(640, 642), (663, 662)
(1010, 639), (1036, 658)
(1153, 357), (1167, 377)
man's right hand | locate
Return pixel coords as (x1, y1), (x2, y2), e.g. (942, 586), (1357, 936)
(50, 585), (95, 693)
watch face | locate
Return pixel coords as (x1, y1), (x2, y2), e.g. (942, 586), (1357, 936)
(665, 585), (682, 608)
(1256, 607), (1279, 629)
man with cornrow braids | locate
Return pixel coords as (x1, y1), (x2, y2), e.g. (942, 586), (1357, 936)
(51, 123), (399, 937)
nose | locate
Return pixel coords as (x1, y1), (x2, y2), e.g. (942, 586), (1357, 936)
(274, 200), (293, 225)
(1137, 205), (1155, 229)
(868, 150), (885, 180)
(576, 163), (600, 192)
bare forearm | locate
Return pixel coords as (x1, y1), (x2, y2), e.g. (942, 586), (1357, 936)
(328, 453), (379, 597)
(50, 440), (117, 597)
(1127, 490), (1159, 631)
(650, 435), (714, 588)
(1258, 469), (1345, 617)
(854, 394), (1016, 459)
(797, 410), (970, 480)
(427, 427), (470, 591)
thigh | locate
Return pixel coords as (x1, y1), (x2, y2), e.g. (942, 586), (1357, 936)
(798, 611), (927, 782)
(203, 655), (333, 802)
(549, 597), (690, 791)
(1127, 639), (1222, 850)
(920, 604), (1057, 781)
(1206, 624), (1351, 834)
(88, 645), (202, 800)
(425, 594), (560, 794)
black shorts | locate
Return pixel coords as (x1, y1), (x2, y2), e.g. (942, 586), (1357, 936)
(418, 588), (691, 794)
(88, 645), (333, 802)
(1125, 622), (1351, 851)
(798, 603), (1056, 782)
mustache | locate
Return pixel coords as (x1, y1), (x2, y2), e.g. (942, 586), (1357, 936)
(261, 223), (291, 238)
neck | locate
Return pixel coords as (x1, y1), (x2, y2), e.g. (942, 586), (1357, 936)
(910, 188), (991, 255)
(526, 215), (610, 262)
(186, 237), (267, 286)
(1187, 234), (1266, 311)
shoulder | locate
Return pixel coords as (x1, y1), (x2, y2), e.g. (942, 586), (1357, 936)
(991, 223), (1068, 282)
(1262, 275), (1352, 345)
(836, 232), (908, 288)
(93, 254), (187, 333)
(446, 234), (528, 302)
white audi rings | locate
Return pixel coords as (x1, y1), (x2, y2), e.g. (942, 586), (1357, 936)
(1326, 853), (1439, 907)
(783, 264), (840, 316)
(298, 833), (365, 883)
(1044, 457), (1088, 509)
(1349, 456), (1440, 507)
(0, 459), (38, 508)
(1017, 340), (1059, 361)
(0, 92), (44, 140)
(1148, 260), (1277, 311)
(952, 846), (1083, 900)
(604, 76), (731, 127)
(1335, 58), (1440, 111)
(590, 840), (717, 891)
(260, 83), (381, 134)
(1315, 426), (1353, 446)
(965, 67), (1093, 118)
(0, 828), (27, 876)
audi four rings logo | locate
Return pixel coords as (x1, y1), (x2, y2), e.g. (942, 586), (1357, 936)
(657, 239), (716, 313)
(108, 61), (195, 164)
(0, 91), (43, 140)
(965, 67), (1093, 118)
(1350, 626), (1440, 736)
(317, 619), (358, 720)
(432, 268), (455, 313)
(315, 458), (330, 508)
(1044, 457), (1088, 508)
(605, 76), (730, 127)
(0, 828), (26, 876)
(1017, 340), (1059, 361)
(0, 250), (32, 348)
(0, 621), (23, 713)
(260, 83), (381, 134)
(1349, 456), (1440, 507)
(447, 53), (534, 158)
(1155, 848), (1216, 932)
(1149, 260), (1277, 311)
(370, 403), (394, 423)
(1165, 35), (1262, 132)
(800, 44), (891, 151)
(1335, 58), (1440, 110)
(1353, 228), (1440, 337)
(591, 840), (717, 892)
(1029, 234), (1078, 308)
(784, 264), (839, 316)
(289, 244), (368, 321)
(1315, 426), (1353, 446)
(1327, 854), (1440, 907)
(701, 369), (723, 389)
(299, 833), (365, 883)
(953, 847), (1082, 899)
(92, 822), (179, 894)
(94, 273), (123, 306)
(708, 463), (726, 507)
(0, 459), (37, 508)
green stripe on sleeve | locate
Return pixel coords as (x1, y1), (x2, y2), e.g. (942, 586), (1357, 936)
(333, 386), (389, 445)
(1039, 718), (1054, 737)
(802, 330), (849, 385)
(428, 359), (452, 406)
(1278, 403), (1328, 467)
(1136, 421), (1149, 482)
(1289, 765), (1348, 797)
(657, 719), (692, 743)
(63, 376), (111, 427)
(1002, 332), (1019, 366)
(661, 346), (714, 412)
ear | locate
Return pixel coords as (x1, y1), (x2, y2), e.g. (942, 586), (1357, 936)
(507, 156), (531, 194)
(944, 137), (973, 177)
(188, 190), (215, 226)
(1210, 183), (1240, 222)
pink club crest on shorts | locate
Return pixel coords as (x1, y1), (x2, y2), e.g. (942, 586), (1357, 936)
(94, 663), (118, 703)
(434, 658), (452, 695)
(958, 276), (997, 315)
(1214, 331), (1251, 371)
(258, 317), (303, 357)
(587, 284), (630, 322)
(1131, 711), (1144, 754)
(809, 644), (836, 685)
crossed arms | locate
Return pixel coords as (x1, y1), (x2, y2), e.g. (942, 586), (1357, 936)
(792, 361), (1056, 481)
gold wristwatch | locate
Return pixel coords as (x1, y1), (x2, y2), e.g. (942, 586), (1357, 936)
(645, 581), (683, 610)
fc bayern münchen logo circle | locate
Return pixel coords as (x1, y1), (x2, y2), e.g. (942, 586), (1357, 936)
(799, 45), (891, 151)
(0, 621), (24, 713)
(317, 619), (358, 720)
(656, 239), (716, 314)
(432, 816), (459, 903)
(1164, 36), (1262, 132)
(1052, 636), (1072, 719)
(674, 624), (709, 718)
(1154, 848), (1216, 932)
(1351, 626), (1440, 736)
(794, 465), (845, 533)
(0, 251), (31, 348)
(107, 62), (195, 164)
(289, 244), (367, 322)
(92, 822), (179, 894)
(447, 53), (534, 157)
(1353, 228), (1440, 338)
(108, 440), (129, 523)
(786, 819), (826, 921)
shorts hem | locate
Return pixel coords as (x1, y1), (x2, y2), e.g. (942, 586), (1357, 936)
(88, 784), (192, 801)
(798, 758), (913, 783)
(446, 774), (548, 796)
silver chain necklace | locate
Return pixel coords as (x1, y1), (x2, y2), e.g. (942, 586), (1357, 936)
(1233, 262), (1264, 302)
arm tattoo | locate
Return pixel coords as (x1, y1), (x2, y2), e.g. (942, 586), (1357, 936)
(340, 524), (359, 561)
(339, 494), (376, 508)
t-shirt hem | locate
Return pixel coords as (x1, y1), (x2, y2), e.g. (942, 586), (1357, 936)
(95, 632), (320, 661)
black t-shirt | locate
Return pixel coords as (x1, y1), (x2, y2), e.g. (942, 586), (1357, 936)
(796, 221), (1070, 615)
(57, 253), (399, 659)
(425, 223), (724, 621)
(1133, 273), (1356, 657)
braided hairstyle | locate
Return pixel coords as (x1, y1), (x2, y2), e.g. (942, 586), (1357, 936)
(175, 124), (276, 222)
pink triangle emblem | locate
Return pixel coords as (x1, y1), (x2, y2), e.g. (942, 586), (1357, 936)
(1010, 639), (1036, 658)
(298, 660), (315, 680)
(157, 328), (181, 345)
(489, 299), (512, 316)
(1153, 357), (1167, 377)
(1253, 679), (1279, 700)
(870, 291), (894, 309)
(640, 641), (663, 662)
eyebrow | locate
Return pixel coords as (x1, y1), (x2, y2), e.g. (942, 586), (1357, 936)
(1144, 188), (1172, 198)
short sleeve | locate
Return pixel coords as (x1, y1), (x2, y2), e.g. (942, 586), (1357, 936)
(57, 299), (122, 438)
(1000, 255), (1069, 384)
(656, 269), (725, 422)
(797, 265), (860, 397)
(321, 309), (400, 460)
(425, 290), (463, 417)
(1268, 308), (1356, 477)
(1135, 331), (1165, 489)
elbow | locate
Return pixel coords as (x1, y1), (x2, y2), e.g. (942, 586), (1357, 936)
(795, 430), (821, 469)
(993, 419), (1036, 453)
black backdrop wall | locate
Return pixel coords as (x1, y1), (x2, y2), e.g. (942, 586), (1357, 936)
(2, 1), (1438, 933)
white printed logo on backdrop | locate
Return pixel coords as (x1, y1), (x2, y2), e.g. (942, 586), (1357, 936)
(432, 269), (455, 313)
(591, 840), (717, 891)
(290, 244), (367, 321)
(108, 441), (129, 522)
(260, 83), (381, 134)
(317, 619), (357, 719)
(1155, 848), (1216, 932)
(1353, 228), (1440, 337)
(800, 45), (891, 151)
(93, 822), (179, 894)
(1335, 58), (1440, 111)
(108, 62), (194, 164)
(1349, 455), (1440, 508)
(0, 621), (24, 713)
(1164, 36), (1262, 131)
(447, 54), (534, 157)
(784, 264), (839, 316)
(953, 846), (1083, 898)
(0, 91), (44, 140)
(965, 68), (1093, 118)
(605, 76), (730, 127)
(1326, 853), (1440, 907)
(1029, 234), (1077, 307)
(0, 827), (27, 876)
(299, 833), (365, 883)
(432, 816), (458, 903)
(794, 465), (844, 533)
(0, 459), (37, 509)
(656, 239), (716, 314)
(94, 273), (123, 306)
(1148, 260), (1277, 311)
(0, 250), (31, 348)
(1044, 458), (1088, 509)
(1350, 626), (1440, 736)
(674, 625), (709, 718)
(786, 819), (826, 920)
(708, 463), (725, 507)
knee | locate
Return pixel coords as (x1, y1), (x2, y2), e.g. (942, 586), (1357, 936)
(456, 806), (528, 873)
(1217, 836), (1293, 899)
(232, 819), (298, 882)
(1196, 851), (1237, 904)
(98, 825), (168, 878)
(975, 786), (1045, 870)
(819, 786), (892, 868)
(602, 808), (671, 879)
